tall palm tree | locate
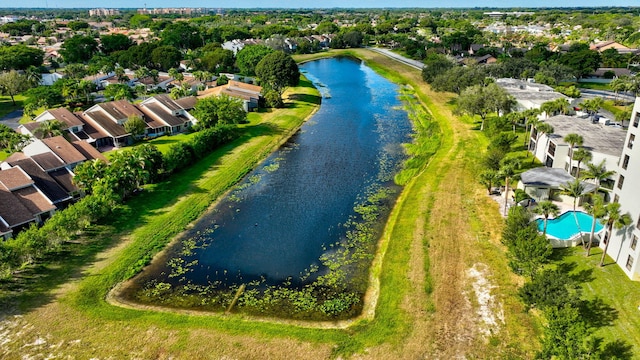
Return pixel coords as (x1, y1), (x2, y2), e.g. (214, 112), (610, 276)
(560, 179), (587, 246)
(479, 169), (499, 195)
(581, 160), (615, 191)
(560, 179), (586, 212)
(499, 159), (521, 215)
(563, 133), (583, 170)
(533, 123), (554, 164)
(523, 108), (542, 149)
(572, 148), (592, 178)
(598, 203), (632, 267)
(554, 98), (571, 115)
(584, 195), (607, 256)
(535, 200), (560, 235)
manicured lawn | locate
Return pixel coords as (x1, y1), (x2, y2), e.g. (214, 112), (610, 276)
(554, 247), (640, 355)
(0, 150), (8, 161)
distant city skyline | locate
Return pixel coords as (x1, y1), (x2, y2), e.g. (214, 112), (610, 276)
(2, 0), (639, 9)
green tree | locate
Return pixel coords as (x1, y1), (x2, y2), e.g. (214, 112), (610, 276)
(151, 45), (182, 71)
(421, 54), (455, 83)
(236, 45), (274, 76)
(72, 159), (109, 192)
(559, 49), (601, 79)
(160, 22), (203, 50)
(34, 119), (65, 139)
(0, 45), (44, 71)
(580, 97), (604, 120)
(129, 14), (152, 29)
(461, 83), (514, 131)
(582, 160), (615, 191)
(255, 50), (299, 94)
(498, 160), (518, 216)
(103, 83), (134, 101)
(534, 200), (560, 235)
(124, 115), (147, 140)
(100, 34), (133, 54)
(191, 95), (247, 129)
(538, 305), (596, 359)
(0, 123), (30, 152)
(479, 169), (500, 195)
(200, 48), (235, 74)
(599, 203), (632, 267)
(508, 225), (553, 278)
(572, 148), (592, 178)
(342, 30), (364, 48)
(584, 195), (607, 256)
(0, 70), (29, 105)
(560, 179), (586, 212)
(563, 133), (584, 169)
(519, 269), (580, 310)
(60, 35), (99, 64)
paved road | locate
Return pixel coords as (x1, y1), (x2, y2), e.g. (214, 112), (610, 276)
(580, 88), (636, 103)
(367, 47), (424, 70)
(0, 109), (23, 130)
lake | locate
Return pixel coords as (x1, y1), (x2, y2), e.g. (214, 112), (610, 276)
(124, 57), (413, 318)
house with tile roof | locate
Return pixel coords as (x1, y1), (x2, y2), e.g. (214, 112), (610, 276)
(198, 80), (262, 112)
(138, 95), (198, 136)
(0, 166), (56, 239)
(80, 100), (143, 148)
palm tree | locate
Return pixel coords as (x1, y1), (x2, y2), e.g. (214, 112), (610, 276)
(598, 203), (632, 267)
(584, 195), (607, 256)
(563, 133), (584, 170)
(581, 160), (615, 191)
(532, 123), (554, 164)
(535, 200), (560, 235)
(572, 148), (592, 178)
(580, 97), (604, 120)
(524, 114), (541, 151)
(554, 98), (571, 115)
(499, 159), (520, 215)
(560, 179), (586, 212)
(610, 76), (630, 102)
(540, 100), (556, 118)
(34, 120), (65, 138)
(560, 179), (587, 246)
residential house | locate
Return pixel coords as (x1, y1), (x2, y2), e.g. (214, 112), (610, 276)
(81, 100), (143, 148)
(29, 107), (85, 136)
(0, 166), (56, 240)
(607, 98), (640, 280)
(39, 72), (64, 86)
(517, 167), (597, 205)
(137, 95), (197, 137)
(198, 80), (262, 112)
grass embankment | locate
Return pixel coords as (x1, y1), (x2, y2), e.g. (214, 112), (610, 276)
(3, 50), (538, 359)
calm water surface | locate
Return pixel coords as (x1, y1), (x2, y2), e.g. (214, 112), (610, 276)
(136, 57), (412, 289)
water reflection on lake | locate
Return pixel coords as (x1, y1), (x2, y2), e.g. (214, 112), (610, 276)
(133, 57), (412, 292)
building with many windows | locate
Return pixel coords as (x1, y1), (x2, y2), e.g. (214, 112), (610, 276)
(608, 98), (640, 280)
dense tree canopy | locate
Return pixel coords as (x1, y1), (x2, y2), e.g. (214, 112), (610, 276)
(160, 22), (203, 50)
(200, 48), (235, 74)
(235, 45), (274, 76)
(150, 45), (182, 71)
(255, 51), (299, 93)
(0, 45), (44, 71)
(191, 95), (247, 129)
(100, 34), (134, 54)
(60, 35), (99, 64)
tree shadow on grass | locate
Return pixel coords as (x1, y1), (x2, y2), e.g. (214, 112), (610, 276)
(600, 339), (634, 359)
(579, 297), (618, 328)
(286, 93), (322, 105)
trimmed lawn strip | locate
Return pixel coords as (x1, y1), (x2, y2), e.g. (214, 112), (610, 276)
(0, 95), (25, 118)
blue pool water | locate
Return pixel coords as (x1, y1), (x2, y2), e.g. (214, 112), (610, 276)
(537, 211), (603, 240)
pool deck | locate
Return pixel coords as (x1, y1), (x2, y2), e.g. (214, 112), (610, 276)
(490, 190), (581, 218)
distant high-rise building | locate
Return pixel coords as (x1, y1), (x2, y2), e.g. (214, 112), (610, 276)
(89, 9), (121, 17)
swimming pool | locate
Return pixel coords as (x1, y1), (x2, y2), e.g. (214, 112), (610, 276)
(536, 211), (603, 240)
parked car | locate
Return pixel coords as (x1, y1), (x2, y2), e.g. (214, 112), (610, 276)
(517, 198), (537, 208)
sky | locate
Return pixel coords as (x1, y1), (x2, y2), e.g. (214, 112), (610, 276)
(4, 0), (640, 9)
